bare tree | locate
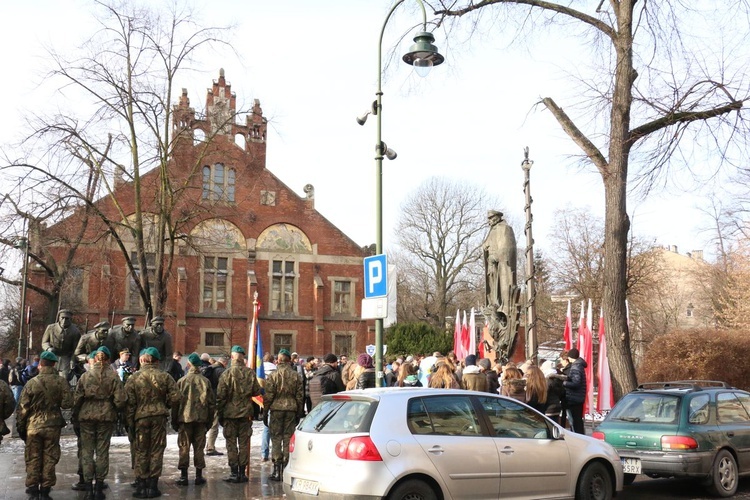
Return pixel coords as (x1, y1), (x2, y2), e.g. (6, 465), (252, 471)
(394, 177), (494, 328)
(431, 1), (750, 397)
(3, 0), (234, 319)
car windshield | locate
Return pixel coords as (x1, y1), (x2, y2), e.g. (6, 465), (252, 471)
(608, 393), (680, 424)
(299, 399), (375, 433)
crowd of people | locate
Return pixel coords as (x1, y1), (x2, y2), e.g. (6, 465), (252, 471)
(0, 310), (589, 500)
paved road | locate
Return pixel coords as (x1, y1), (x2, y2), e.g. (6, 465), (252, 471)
(4, 415), (750, 499)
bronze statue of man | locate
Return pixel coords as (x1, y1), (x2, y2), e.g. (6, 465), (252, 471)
(138, 317), (173, 371)
(41, 309), (82, 382)
(482, 211), (520, 362)
(110, 317), (141, 359)
(483, 211), (517, 311)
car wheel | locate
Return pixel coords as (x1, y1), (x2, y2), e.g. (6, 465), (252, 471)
(576, 461), (613, 500)
(623, 473), (637, 486)
(706, 449), (738, 497)
(388, 479), (438, 500)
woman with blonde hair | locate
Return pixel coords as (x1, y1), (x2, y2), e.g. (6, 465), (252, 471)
(397, 362), (422, 387)
(524, 365), (548, 413)
(428, 362), (460, 389)
(501, 365), (526, 402)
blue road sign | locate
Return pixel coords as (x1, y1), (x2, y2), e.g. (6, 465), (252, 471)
(363, 254), (387, 298)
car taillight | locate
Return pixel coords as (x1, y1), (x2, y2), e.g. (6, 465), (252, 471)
(661, 435), (698, 450)
(592, 431), (606, 440)
(335, 436), (383, 461)
(289, 433), (296, 453)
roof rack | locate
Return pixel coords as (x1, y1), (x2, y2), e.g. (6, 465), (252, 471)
(637, 380), (733, 391)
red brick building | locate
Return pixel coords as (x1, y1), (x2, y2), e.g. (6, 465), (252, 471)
(27, 70), (371, 359)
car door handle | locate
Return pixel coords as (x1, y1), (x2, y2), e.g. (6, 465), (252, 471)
(428, 446), (445, 455)
(500, 446), (514, 455)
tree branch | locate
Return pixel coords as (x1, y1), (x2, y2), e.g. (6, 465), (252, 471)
(629, 100), (745, 144)
(542, 97), (609, 172)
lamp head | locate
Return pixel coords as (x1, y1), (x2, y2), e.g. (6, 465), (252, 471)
(379, 142), (398, 161)
(402, 32), (444, 77)
(356, 111), (370, 126)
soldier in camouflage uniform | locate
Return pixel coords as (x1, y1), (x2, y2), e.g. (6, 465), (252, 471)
(171, 353), (215, 486)
(41, 309), (81, 382)
(0, 378), (13, 445)
(72, 346), (126, 499)
(16, 350), (73, 499)
(264, 348), (305, 481)
(216, 345), (262, 483)
(125, 347), (181, 499)
(138, 317), (173, 371)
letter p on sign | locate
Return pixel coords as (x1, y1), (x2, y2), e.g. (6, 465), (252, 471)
(363, 254), (387, 299)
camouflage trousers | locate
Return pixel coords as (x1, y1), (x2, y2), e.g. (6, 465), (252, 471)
(269, 410), (297, 465)
(80, 421), (114, 481)
(134, 416), (167, 479)
(222, 417), (253, 468)
(24, 427), (62, 488)
(177, 422), (207, 469)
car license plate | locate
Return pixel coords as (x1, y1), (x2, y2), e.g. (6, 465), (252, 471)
(292, 478), (320, 495)
(621, 457), (641, 474)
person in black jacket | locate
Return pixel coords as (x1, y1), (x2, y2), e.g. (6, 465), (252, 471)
(308, 354), (345, 408)
(562, 348), (587, 434)
(9, 358), (25, 405)
(166, 352), (185, 382)
(479, 358), (499, 394)
(355, 354), (376, 389)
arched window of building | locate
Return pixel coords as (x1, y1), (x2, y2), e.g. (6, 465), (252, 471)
(202, 163), (235, 202)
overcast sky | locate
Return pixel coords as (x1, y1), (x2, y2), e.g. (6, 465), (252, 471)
(0, 0), (725, 264)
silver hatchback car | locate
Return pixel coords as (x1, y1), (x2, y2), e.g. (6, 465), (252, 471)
(283, 387), (623, 500)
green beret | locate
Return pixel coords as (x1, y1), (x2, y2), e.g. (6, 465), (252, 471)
(88, 351), (97, 359)
(97, 346), (112, 359)
(41, 351), (58, 362)
(231, 345), (246, 355)
(187, 353), (202, 366)
(279, 348), (291, 358)
(144, 347), (161, 360)
(139, 348), (148, 357)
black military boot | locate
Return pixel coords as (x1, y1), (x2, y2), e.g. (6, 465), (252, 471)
(270, 462), (281, 481)
(223, 465), (238, 482)
(132, 478), (146, 498)
(150, 477), (162, 497)
(25, 485), (39, 496)
(236, 464), (249, 483)
(175, 468), (188, 486)
(72, 472), (88, 491)
(82, 483), (95, 500)
(194, 468), (206, 486)
(38, 486), (52, 499)
(94, 480), (106, 500)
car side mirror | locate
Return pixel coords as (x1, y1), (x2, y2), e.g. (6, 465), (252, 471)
(551, 425), (562, 440)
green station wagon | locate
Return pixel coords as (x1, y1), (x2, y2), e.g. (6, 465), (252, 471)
(593, 380), (750, 497)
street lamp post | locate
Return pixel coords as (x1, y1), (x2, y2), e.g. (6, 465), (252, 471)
(16, 234), (29, 359)
(358, 0), (444, 386)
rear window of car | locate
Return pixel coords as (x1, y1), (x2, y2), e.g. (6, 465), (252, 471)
(608, 393), (680, 424)
(299, 399), (375, 433)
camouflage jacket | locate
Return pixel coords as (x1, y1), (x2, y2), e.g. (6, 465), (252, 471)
(265, 362), (304, 414)
(41, 323), (81, 357)
(16, 366), (73, 431)
(216, 359), (261, 420)
(1, 381), (13, 421)
(171, 367), (215, 424)
(72, 361), (127, 423)
(124, 363), (180, 426)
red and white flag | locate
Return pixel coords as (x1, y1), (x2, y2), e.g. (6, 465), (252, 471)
(468, 308), (477, 357)
(596, 307), (614, 412)
(460, 310), (469, 360)
(576, 301), (585, 350)
(453, 309), (462, 358)
(563, 300), (572, 350)
(583, 299), (595, 414)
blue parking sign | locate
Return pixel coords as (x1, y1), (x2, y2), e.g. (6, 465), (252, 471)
(363, 254), (387, 298)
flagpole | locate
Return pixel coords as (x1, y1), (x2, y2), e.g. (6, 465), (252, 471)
(248, 291), (258, 369)
(522, 147), (537, 362)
